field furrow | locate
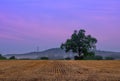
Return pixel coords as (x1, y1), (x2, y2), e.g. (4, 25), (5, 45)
(0, 60), (120, 81)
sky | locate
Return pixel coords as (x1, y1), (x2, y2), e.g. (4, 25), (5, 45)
(0, 0), (120, 54)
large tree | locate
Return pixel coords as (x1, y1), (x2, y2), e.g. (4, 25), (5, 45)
(61, 29), (97, 59)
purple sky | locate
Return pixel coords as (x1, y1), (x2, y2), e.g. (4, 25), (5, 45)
(0, 0), (120, 54)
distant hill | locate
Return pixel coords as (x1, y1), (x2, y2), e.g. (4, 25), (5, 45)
(4, 48), (120, 60)
(95, 50), (120, 60)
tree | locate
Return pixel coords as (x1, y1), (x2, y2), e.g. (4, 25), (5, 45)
(9, 56), (16, 60)
(64, 57), (71, 60)
(40, 57), (49, 60)
(61, 29), (97, 59)
(0, 54), (6, 60)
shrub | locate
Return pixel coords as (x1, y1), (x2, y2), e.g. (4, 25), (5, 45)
(19, 58), (31, 60)
(83, 55), (103, 60)
(74, 56), (84, 60)
(0, 54), (7, 60)
(84, 56), (95, 60)
(105, 57), (114, 60)
(65, 57), (71, 60)
(40, 57), (49, 60)
(94, 55), (103, 60)
(9, 56), (16, 60)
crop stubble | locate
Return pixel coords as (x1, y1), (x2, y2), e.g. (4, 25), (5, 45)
(0, 60), (120, 81)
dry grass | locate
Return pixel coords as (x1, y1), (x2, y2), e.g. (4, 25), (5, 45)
(0, 60), (120, 81)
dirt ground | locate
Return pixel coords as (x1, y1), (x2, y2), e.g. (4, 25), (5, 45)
(0, 60), (120, 81)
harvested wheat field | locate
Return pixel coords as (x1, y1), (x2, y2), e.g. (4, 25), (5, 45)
(0, 60), (120, 81)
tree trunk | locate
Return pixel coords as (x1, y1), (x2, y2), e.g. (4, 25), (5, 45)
(78, 51), (81, 57)
(78, 48), (83, 59)
(78, 48), (81, 57)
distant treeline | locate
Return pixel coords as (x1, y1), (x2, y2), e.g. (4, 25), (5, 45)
(0, 54), (114, 60)
(74, 55), (114, 60)
(0, 54), (16, 60)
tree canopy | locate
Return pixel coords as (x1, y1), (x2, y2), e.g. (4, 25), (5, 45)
(61, 29), (97, 59)
(0, 54), (6, 60)
(9, 56), (16, 60)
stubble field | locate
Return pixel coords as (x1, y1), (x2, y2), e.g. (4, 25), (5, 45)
(0, 60), (120, 81)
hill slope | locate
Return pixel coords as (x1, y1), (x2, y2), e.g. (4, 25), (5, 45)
(4, 48), (120, 59)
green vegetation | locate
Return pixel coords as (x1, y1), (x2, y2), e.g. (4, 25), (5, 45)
(61, 29), (97, 60)
(0, 54), (6, 60)
(83, 55), (103, 60)
(40, 57), (49, 60)
(105, 56), (114, 60)
(9, 56), (16, 60)
(95, 55), (103, 60)
(64, 57), (71, 60)
(19, 58), (31, 60)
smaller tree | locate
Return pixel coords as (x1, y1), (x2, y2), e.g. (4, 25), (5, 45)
(9, 56), (16, 60)
(64, 57), (71, 60)
(40, 57), (49, 60)
(0, 54), (6, 60)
